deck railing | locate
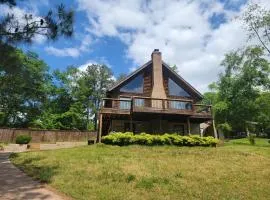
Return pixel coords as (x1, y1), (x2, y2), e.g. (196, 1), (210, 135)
(102, 98), (132, 110)
(101, 97), (212, 116)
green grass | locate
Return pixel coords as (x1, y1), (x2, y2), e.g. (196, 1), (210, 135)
(10, 139), (270, 200)
(225, 137), (270, 147)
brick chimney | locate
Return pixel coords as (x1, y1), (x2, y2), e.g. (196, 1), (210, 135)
(151, 49), (167, 100)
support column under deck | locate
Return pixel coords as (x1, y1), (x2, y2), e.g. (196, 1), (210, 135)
(187, 117), (191, 135)
(98, 113), (103, 143)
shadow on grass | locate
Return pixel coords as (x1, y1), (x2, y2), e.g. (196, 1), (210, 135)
(10, 153), (58, 183)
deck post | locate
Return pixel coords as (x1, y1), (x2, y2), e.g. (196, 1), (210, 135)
(130, 115), (133, 133)
(98, 113), (103, 143)
(130, 98), (133, 133)
(187, 117), (191, 135)
(162, 99), (165, 109)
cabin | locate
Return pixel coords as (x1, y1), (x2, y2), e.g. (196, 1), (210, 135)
(98, 49), (216, 141)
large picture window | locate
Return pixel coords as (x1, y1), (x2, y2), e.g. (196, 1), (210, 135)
(120, 74), (143, 93)
(168, 78), (190, 97)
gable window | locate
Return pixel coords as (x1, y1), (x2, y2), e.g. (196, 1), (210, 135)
(168, 78), (190, 97)
(120, 74), (143, 93)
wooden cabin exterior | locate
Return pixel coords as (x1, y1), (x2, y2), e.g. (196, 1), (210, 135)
(98, 49), (215, 141)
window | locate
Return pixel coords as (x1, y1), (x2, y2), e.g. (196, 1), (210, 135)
(134, 98), (144, 107)
(120, 74), (143, 93)
(170, 101), (192, 110)
(168, 78), (190, 97)
(120, 98), (131, 109)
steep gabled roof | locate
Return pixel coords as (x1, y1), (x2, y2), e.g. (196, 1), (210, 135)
(108, 60), (203, 100)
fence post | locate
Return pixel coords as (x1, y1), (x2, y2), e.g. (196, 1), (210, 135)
(11, 129), (15, 143)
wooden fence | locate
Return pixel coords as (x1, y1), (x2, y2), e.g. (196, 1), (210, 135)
(0, 128), (97, 143)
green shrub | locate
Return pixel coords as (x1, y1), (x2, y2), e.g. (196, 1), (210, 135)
(0, 143), (6, 150)
(15, 135), (32, 144)
(247, 134), (256, 145)
(102, 132), (218, 147)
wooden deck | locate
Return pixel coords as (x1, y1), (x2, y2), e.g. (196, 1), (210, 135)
(100, 97), (212, 118)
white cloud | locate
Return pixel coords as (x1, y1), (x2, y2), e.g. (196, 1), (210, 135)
(45, 46), (80, 58)
(45, 34), (93, 58)
(78, 57), (112, 71)
(77, 0), (270, 92)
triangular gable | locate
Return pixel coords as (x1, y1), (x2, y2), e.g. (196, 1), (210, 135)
(108, 60), (203, 100)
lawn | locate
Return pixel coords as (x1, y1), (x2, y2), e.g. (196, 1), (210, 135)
(10, 138), (270, 200)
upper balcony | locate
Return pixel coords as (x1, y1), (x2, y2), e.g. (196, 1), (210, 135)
(100, 96), (212, 118)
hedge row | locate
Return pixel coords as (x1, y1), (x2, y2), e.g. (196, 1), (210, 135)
(102, 132), (218, 147)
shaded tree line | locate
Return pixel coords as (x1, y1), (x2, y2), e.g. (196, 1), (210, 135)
(203, 4), (270, 138)
(0, 0), (115, 130)
(203, 47), (270, 137)
(0, 43), (114, 130)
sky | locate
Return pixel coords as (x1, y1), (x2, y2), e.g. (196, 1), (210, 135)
(1, 0), (270, 93)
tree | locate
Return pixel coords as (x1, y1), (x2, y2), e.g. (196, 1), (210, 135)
(208, 46), (270, 134)
(31, 66), (87, 130)
(116, 73), (127, 82)
(31, 64), (114, 131)
(170, 65), (179, 73)
(0, 0), (74, 44)
(80, 64), (114, 130)
(254, 92), (270, 137)
(0, 43), (52, 127)
(242, 4), (270, 54)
